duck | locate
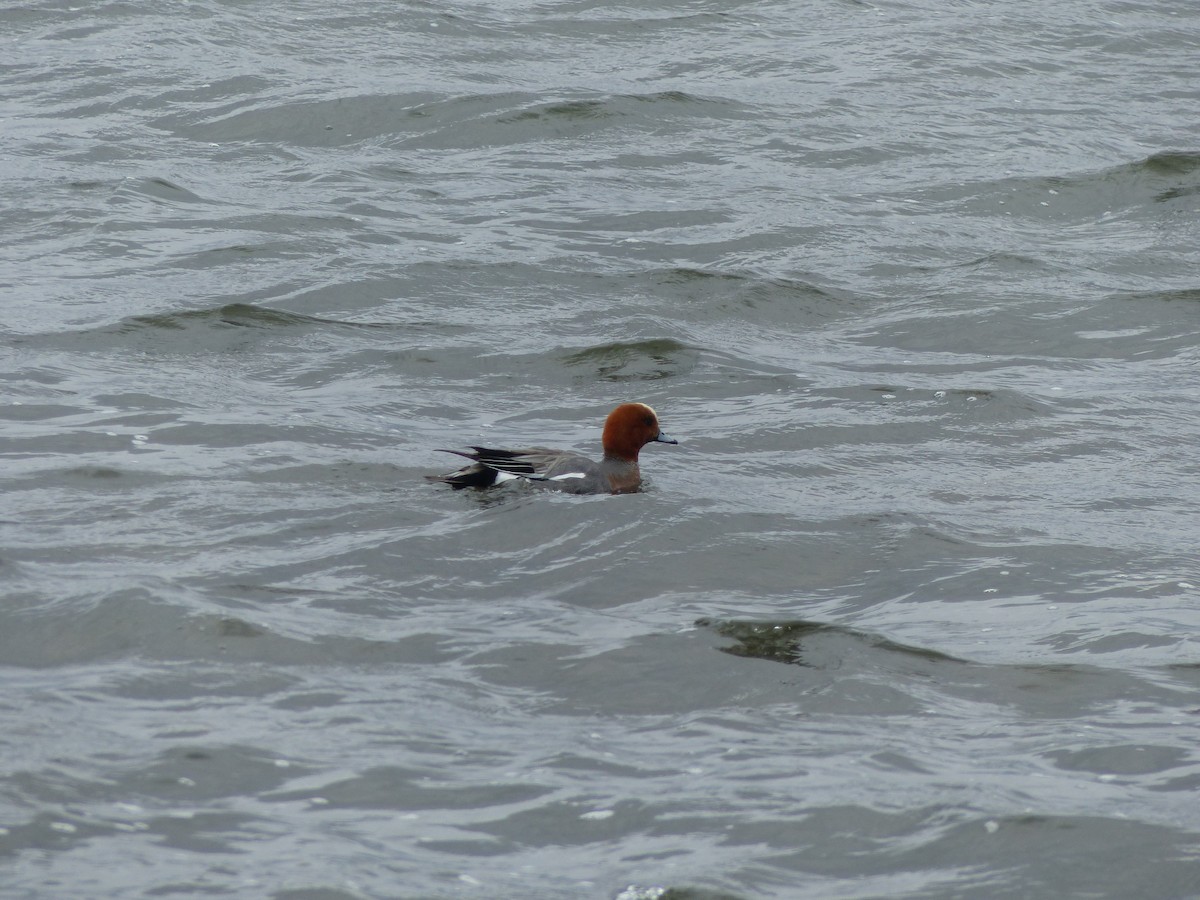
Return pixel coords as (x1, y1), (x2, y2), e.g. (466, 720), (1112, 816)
(426, 402), (677, 494)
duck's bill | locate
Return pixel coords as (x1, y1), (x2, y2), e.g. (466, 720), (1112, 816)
(654, 432), (679, 445)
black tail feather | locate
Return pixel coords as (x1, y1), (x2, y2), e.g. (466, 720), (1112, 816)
(424, 467), (499, 489)
(428, 446), (547, 489)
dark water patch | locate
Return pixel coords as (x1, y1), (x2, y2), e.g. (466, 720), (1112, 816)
(1081, 150), (1200, 207)
(0, 585), (176, 668)
(947, 251), (1065, 273)
(1119, 286), (1200, 305)
(410, 91), (751, 152)
(0, 402), (91, 422)
(171, 90), (442, 146)
(653, 267), (745, 286)
(110, 176), (206, 207)
(500, 97), (616, 124)
(753, 810), (1200, 896)
(88, 392), (193, 414)
(500, 90), (740, 125)
(561, 338), (698, 382)
(1137, 150), (1200, 200)
(635, 266), (865, 325)
(37, 465), (172, 489)
(701, 617), (1200, 721)
(126, 302), (354, 331)
(1156, 183), (1200, 203)
(0, 811), (128, 863)
(155, 73), (275, 107)
(468, 624), (932, 717)
(1046, 743), (1190, 778)
(702, 618), (965, 668)
(144, 810), (265, 855)
(237, 461), (407, 489)
(0, 584), (459, 668)
(517, 4), (745, 38)
(181, 90), (741, 151)
(214, 616), (264, 638)
(103, 662), (299, 703)
(1138, 150), (1200, 178)
(35, 23), (117, 42)
(796, 382), (1052, 436)
(636, 889), (746, 900)
(1162, 662), (1200, 685)
(268, 766), (551, 812)
(903, 149), (1200, 226)
(1038, 629), (1183, 655)
(129, 743), (311, 802)
(688, 346), (811, 383)
(9, 302), (441, 359)
(0, 749), (295, 858)
(840, 287), (1200, 361)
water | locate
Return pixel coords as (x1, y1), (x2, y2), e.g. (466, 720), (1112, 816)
(3, 0), (1200, 897)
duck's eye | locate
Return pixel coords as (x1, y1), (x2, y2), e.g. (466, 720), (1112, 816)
(643, 416), (655, 426)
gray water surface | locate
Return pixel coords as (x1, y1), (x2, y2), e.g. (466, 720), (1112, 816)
(4, 1), (1200, 897)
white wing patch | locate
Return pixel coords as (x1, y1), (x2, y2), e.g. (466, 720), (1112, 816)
(495, 470), (582, 484)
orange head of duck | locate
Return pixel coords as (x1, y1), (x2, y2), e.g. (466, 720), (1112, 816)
(601, 402), (678, 462)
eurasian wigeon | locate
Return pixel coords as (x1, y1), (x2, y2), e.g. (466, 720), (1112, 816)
(426, 402), (677, 495)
